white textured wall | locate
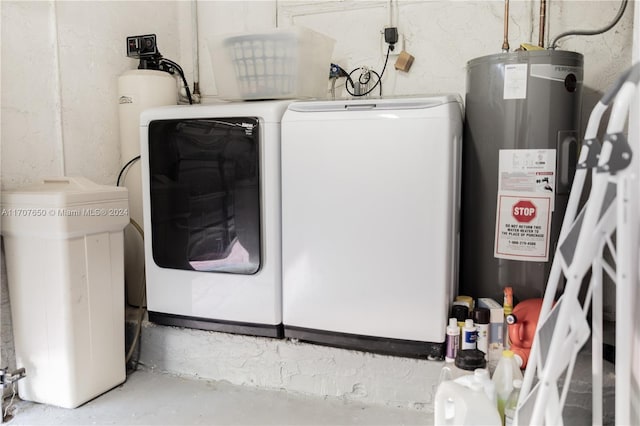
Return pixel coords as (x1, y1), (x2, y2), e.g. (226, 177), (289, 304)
(1, 1), (181, 190)
(53, 1), (181, 184)
(1, 1), (65, 189)
(185, 1), (277, 97)
(277, 1), (537, 97)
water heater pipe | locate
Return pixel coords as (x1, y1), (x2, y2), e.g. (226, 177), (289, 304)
(538, 0), (546, 48)
(550, 0), (629, 49)
(191, 0), (201, 101)
(502, 0), (510, 52)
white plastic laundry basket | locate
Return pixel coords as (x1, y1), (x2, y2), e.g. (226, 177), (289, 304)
(209, 26), (335, 100)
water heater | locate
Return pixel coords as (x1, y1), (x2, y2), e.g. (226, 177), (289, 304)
(460, 50), (583, 302)
(118, 69), (176, 306)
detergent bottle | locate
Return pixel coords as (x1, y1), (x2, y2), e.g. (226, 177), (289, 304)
(454, 368), (497, 404)
(504, 379), (523, 426)
(434, 372), (501, 425)
(437, 347), (486, 394)
(492, 350), (523, 424)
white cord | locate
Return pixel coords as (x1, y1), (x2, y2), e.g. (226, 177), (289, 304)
(3, 383), (17, 420)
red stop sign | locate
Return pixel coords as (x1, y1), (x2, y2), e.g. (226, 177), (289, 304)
(512, 200), (536, 223)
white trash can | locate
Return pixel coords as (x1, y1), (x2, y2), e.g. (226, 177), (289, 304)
(1, 177), (129, 408)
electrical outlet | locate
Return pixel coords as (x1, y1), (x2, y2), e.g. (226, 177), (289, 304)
(380, 31), (404, 57)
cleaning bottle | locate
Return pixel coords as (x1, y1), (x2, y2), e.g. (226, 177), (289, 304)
(454, 349), (486, 378)
(475, 368), (497, 404)
(438, 347), (486, 394)
(461, 319), (477, 350)
(445, 317), (460, 362)
(504, 379), (523, 426)
(492, 350), (523, 424)
(438, 360), (454, 387)
(454, 368), (497, 404)
(434, 375), (501, 425)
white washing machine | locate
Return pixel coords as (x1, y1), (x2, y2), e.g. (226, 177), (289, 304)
(281, 95), (463, 357)
(140, 100), (291, 337)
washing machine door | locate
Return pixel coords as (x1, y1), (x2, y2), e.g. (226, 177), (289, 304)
(147, 117), (261, 275)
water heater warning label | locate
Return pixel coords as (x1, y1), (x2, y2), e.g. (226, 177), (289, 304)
(498, 149), (556, 210)
(503, 63), (528, 99)
(495, 149), (556, 261)
(494, 195), (552, 261)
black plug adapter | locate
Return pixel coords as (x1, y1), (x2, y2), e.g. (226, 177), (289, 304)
(384, 27), (399, 50)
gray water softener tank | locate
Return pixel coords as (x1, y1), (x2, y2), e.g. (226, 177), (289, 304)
(460, 50), (583, 302)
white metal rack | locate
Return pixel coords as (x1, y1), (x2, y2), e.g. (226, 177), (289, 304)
(515, 62), (640, 425)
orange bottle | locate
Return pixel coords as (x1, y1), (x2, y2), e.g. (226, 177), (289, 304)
(503, 287), (513, 349)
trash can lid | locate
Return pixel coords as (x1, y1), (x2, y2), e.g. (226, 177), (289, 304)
(1, 177), (128, 208)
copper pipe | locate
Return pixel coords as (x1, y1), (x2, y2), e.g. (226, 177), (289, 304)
(538, 0), (546, 48)
(502, 0), (510, 52)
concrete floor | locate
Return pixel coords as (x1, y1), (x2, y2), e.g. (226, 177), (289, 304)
(6, 369), (433, 426)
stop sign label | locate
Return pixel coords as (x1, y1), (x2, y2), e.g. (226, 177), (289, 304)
(512, 200), (536, 223)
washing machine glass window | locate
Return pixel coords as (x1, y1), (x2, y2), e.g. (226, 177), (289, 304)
(148, 117), (261, 274)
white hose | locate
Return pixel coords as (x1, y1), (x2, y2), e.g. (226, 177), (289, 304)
(191, 0), (200, 95)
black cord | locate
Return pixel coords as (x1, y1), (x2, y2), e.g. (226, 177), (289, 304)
(163, 58), (193, 104)
(161, 58), (193, 105)
(117, 155), (141, 187)
(344, 45), (391, 97)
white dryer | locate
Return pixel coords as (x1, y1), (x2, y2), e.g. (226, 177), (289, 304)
(140, 100), (291, 337)
(281, 96), (463, 357)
